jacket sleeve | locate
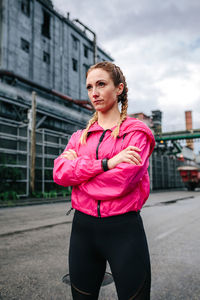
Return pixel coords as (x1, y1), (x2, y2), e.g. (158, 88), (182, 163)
(53, 131), (104, 187)
(79, 131), (151, 200)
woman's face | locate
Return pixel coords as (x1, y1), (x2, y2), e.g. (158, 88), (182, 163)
(86, 68), (123, 113)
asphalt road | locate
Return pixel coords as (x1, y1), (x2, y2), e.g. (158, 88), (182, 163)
(0, 190), (200, 300)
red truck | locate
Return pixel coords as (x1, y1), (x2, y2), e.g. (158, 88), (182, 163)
(178, 166), (200, 191)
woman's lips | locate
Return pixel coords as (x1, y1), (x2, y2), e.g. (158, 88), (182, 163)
(93, 100), (103, 104)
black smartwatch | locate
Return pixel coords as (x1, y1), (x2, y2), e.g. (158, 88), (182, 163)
(102, 158), (109, 171)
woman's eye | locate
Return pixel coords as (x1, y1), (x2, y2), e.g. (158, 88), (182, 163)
(98, 82), (105, 87)
(86, 85), (92, 90)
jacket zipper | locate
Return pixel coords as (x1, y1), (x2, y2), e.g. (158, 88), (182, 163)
(66, 207), (74, 215)
(96, 129), (109, 218)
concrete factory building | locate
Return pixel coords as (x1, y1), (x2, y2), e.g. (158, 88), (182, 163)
(0, 0), (113, 134)
(0, 0), (113, 196)
(0, 0), (112, 99)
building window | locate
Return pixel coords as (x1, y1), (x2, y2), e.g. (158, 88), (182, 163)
(43, 51), (50, 64)
(83, 64), (90, 78)
(21, 0), (30, 17)
(41, 10), (51, 38)
(21, 38), (30, 53)
(72, 58), (78, 72)
(72, 35), (78, 50)
(84, 45), (88, 58)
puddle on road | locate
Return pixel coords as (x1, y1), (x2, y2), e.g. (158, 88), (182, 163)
(145, 196), (194, 208)
(161, 200), (178, 205)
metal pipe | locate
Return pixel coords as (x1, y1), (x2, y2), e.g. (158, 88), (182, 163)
(73, 19), (97, 64)
(156, 133), (200, 141)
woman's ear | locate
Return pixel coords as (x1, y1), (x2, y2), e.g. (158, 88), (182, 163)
(117, 83), (124, 96)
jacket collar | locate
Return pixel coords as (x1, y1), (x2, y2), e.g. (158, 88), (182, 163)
(87, 117), (152, 137)
(86, 116), (155, 155)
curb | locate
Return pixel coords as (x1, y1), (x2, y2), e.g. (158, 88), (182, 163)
(0, 196), (71, 208)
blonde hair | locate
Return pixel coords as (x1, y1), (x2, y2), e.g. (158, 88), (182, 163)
(80, 61), (128, 144)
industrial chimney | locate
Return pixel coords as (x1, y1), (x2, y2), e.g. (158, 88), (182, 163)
(185, 111), (194, 150)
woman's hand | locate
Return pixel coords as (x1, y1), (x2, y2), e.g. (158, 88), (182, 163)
(107, 146), (142, 170)
(60, 149), (78, 160)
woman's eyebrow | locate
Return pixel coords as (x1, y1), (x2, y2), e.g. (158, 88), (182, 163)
(96, 79), (106, 82)
(86, 79), (106, 87)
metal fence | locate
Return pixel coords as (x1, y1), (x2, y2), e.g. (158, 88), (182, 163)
(0, 117), (186, 197)
(151, 152), (185, 189)
(0, 118), (70, 197)
(0, 118), (29, 196)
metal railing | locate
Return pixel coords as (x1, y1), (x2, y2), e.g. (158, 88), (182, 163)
(0, 117), (70, 197)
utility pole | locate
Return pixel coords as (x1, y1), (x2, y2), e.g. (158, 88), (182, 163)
(30, 91), (37, 195)
(73, 19), (97, 64)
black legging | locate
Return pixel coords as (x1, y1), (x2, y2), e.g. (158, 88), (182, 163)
(69, 210), (151, 300)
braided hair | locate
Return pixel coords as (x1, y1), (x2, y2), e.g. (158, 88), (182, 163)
(80, 61), (128, 144)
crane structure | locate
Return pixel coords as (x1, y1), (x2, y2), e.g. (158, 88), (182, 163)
(154, 129), (200, 156)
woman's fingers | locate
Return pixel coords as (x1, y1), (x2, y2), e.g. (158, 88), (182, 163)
(127, 150), (142, 163)
(67, 149), (77, 154)
(61, 149), (77, 160)
(125, 155), (139, 165)
(130, 155), (141, 165)
(63, 149), (77, 156)
(126, 146), (141, 152)
(61, 153), (74, 159)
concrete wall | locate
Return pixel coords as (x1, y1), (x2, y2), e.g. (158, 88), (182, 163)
(0, 0), (112, 100)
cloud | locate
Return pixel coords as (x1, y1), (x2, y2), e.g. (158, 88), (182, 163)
(53, 0), (200, 152)
(54, 0), (200, 42)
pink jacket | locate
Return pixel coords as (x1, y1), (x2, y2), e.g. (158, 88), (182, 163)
(53, 117), (155, 217)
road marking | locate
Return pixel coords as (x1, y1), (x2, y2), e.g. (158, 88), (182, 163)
(155, 227), (178, 240)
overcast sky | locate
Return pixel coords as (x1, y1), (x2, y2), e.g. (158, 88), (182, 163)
(52, 0), (200, 151)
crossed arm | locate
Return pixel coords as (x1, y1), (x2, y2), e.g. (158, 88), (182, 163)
(53, 131), (150, 199)
(61, 145), (142, 167)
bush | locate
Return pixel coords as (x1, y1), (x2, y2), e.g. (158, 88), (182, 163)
(0, 191), (19, 201)
(0, 165), (23, 193)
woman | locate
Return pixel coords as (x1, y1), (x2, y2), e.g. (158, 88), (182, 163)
(53, 61), (155, 300)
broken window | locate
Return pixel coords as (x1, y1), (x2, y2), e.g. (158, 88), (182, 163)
(84, 45), (89, 58)
(72, 58), (78, 72)
(72, 35), (78, 50)
(21, 0), (30, 17)
(83, 64), (90, 78)
(42, 10), (51, 38)
(21, 38), (30, 53)
(43, 51), (50, 64)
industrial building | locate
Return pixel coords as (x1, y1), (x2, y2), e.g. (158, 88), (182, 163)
(0, 0), (113, 197)
(1, 0), (191, 200)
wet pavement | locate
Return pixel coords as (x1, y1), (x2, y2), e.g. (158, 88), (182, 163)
(0, 190), (200, 299)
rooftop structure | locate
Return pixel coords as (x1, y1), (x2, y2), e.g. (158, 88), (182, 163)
(129, 112), (153, 128)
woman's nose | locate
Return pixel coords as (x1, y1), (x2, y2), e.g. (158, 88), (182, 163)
(92, 88), (99, 98)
